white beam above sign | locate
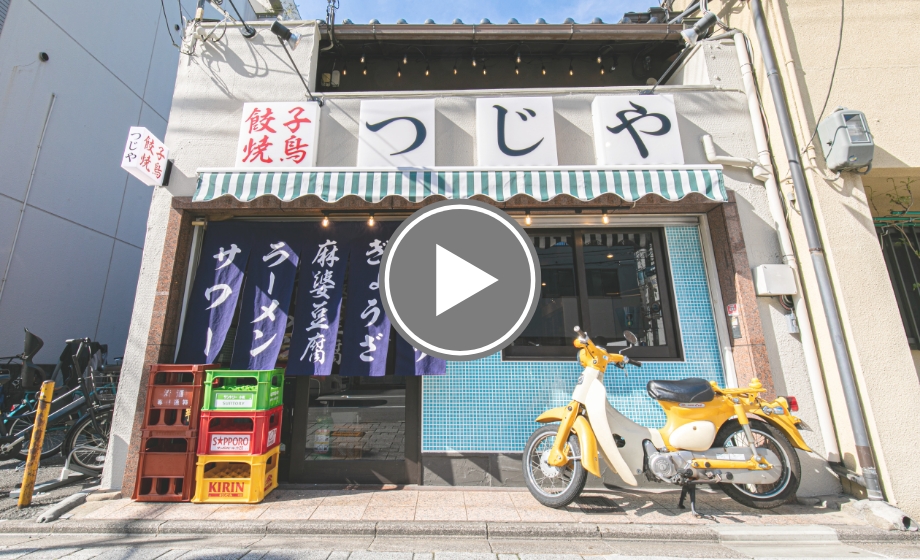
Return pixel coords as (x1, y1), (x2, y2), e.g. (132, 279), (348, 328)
(592, 94), (684, 165)
(476, 97), (558, 167)
(358, 99), (436, 168)
(235, 101), (321, 168)
(121, 127), (169, 187)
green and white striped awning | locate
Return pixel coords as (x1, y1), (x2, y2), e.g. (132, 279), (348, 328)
(194, 166), (726, 204)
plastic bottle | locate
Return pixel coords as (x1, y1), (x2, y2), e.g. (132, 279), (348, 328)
(314, 403), (333, 456)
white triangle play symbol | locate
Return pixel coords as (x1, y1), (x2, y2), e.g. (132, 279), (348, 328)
(436, 245), (499, 316)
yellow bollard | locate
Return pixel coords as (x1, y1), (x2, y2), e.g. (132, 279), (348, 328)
(18, 380), (54, 508)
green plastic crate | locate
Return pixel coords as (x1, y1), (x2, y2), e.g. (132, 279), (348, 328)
(202, 369), (284, 412)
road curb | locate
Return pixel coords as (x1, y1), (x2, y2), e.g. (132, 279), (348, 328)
(598, 523), (718, 542)
(0, 519), (916, 543)
(835, 524), (920, 543)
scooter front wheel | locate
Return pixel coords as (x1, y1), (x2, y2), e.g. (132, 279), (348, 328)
(522, 424), (587, 508)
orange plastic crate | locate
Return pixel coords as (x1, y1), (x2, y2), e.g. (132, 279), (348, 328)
(142, 364), (216, 433)
(133, 433), (197, 502)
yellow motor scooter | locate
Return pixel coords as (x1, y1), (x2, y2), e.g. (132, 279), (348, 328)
(523, 327), (811, 515)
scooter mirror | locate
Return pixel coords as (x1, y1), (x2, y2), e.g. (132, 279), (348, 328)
(573, 326), (581, 332)
(623, 330), (638, 346)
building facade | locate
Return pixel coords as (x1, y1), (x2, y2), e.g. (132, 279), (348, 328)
(0, 0), (293, 364)
(673, 0), (920, 519)
(102, 16), (842, 500)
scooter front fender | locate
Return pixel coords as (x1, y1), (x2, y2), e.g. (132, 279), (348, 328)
(583, 381), (638, 486)
(535, 408), (601, 478)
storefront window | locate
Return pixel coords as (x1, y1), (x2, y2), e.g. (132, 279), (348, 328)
(512, 232), (581, 349)
(305, 376), (406, 461)
(505, 228), (681, 360)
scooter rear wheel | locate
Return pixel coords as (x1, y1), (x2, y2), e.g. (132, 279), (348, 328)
(522, 424), (587, 508)
(713, 419), (801, 509)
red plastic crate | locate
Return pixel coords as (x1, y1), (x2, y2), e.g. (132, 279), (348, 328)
(132, 433), (198, 502)
(141, 364), (216, 433)
(197, 405), (283, 456)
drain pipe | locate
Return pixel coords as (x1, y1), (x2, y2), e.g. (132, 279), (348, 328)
(749, 0), (881, 499)
(705, 32), (840, 463)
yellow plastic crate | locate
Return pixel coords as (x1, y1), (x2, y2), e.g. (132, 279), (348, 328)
(191, 447), (279, 504)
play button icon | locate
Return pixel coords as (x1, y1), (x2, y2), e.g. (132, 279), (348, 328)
(436, 245), (498, 316)
(380, 200), (541, 361)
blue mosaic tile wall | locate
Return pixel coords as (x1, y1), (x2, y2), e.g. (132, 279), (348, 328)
(421, 226), (725, 452)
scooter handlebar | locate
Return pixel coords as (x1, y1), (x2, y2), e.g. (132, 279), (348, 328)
(629, 358), (643, 367)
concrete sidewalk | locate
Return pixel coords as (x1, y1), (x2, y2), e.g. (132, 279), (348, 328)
(61, 486), (866, 527)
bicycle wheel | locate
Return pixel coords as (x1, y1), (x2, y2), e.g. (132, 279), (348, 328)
(61, 405), (113, 471)
(10, 414), (74, 461)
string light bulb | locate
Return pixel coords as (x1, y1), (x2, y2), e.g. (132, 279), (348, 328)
(363, 65), (368, 75)
(360, 52), (366, 64)
(610, 54), (618, 71)
(524, 212), (532, 226)
(482, 64), (487, 76)
(569, 61), (574, 76)
(597, 54), (603, 64)
(453, 62), (458, 75)
(397, 64), (402, 77)
(602, 209), (609, 224)
(471, 55), (477, 67)
(403, 54), (408, 65)
(599, 64), (605, 75)
(515, 50), (521, 64)
(515, 64), (519, 75)
(342, 61), (347, 76)
(322, 213), (330, 227)
(368, 213), (375, 226)
(425, 63), (430, 76)
(541, 63), (546, 75)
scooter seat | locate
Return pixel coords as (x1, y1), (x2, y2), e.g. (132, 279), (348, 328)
(647, 378), (714, 403)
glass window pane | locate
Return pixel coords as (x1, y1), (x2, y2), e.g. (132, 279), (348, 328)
(511, 232), (581, 348)
(581, 232), (667, 349)
(306, 376), (406, 461)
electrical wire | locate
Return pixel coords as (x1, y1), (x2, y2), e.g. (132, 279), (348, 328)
(803, 0), (845, 153)
(159, 0), (180, 49)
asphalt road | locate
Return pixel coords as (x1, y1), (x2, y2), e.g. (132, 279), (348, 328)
(0, 455), (98, 520)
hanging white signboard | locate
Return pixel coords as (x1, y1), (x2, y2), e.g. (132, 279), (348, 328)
(121, 127), (169, 187)
(476, 97), (558, 167)
(235, 101), (321, 167)
(592, 94), (684, 165)
(358, 99), (436, 168)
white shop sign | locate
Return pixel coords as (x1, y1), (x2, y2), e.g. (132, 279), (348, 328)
(475, 96), (558, 167)
(235, 101), (321, 167)
(358, 99), (436, 168)
(234, 95), (686, 168)
(592, 94), (683, 165)
(121, 127), (169, 186)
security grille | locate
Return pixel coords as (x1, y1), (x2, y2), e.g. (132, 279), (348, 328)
(877, 225), (920, 349)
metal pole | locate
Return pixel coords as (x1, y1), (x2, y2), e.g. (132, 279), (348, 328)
(18, 380), (55, 508)
(749, 0), (882, 500)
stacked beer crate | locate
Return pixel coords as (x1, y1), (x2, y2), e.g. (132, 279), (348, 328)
(133, 364), (214, 502)
(192, 369), (284, 503)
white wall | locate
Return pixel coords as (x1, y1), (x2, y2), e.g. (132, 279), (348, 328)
(0, 0), (199, 359)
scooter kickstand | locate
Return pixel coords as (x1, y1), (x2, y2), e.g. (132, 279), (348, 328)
(679, 484), (713, 520)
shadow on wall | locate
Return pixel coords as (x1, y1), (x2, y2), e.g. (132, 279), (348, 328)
(553, 97), (595, 166)
(435, 109), (475, 167)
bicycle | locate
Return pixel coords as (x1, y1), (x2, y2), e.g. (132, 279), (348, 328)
(0, 330), (81, 460)
(0, 336), (117, 470)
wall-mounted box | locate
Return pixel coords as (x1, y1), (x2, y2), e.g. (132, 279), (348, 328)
(816, 108), (874, 172)
(754, 264), (797, 296)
